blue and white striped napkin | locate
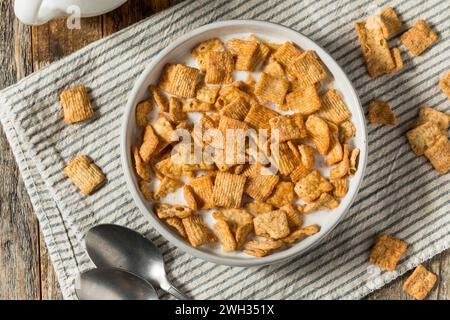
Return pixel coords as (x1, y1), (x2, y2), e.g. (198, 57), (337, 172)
(0, 0), (449, 300)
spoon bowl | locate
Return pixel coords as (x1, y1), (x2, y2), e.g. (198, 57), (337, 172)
(75, 268), (158, 300)
(85, 224), (189, 299)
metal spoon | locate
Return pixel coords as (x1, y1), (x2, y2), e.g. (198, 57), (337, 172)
(75, 268), (158, 300)
(85, 224), (189, 300)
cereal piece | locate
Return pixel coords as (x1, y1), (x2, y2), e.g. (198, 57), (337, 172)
(242, 249), (270, 257)
(214, 220), (237, 252)
(390, 48), (404, 71)
(139, 180), (153, 201)
(217, 116), (249, 149)
(158, 63), (200, 98)
(294, 170), (333, 203)
(183, 185), (198, 210)
(286, 85), (321, 115)
(243, 74), (256, 95)
(254, 72), (289, 105)
(245, 239), (283, 251)
(280, 204), (303, 228)
(189, 175), (215, 209)
(213, 208), (254, 228)
(266, 42), (281, 52)
(330, 144), (350, 180)
(182, 99), (213, 112)
(154, 203), (192, 219)
(332, 178), (348, 198)
(227, 39), (259, 71)
(319, 90), (351, 124)
(154, 157), (193, 179)
(440, 71), (450, 99)
(205, 51), (234, 84)
(406, 121), (442, 155)
(270, 142), (301, 176)
(244, 174), (280, 202)
(153, 115), (175, 144)
(248, 35), (271, 70)
(245, 202), (273, 215)
(154, 176), (183, 200)
(326, 133), (343, 166)
(416, 106), (449, 130)
(235, 223), (254, 248)
(192, 38), (225, 72)
(59, 86), (94, 124)
(289, 163), (309, 183)
(213, 172), (246, 208)
(272, 42), (303, 68)
(135, 100), (152, 128)
(218, 85), (254, 107)
(132, 146), (151, 181)
(306, 115), (330, 155)
(403, 265), (437, 300)
(64, 155), (105, 195)
(369, 233), (407, 271)
(192, 114), (218, 147)
(196, 84), (220, 104)
(303, 193), (339, 214)
(168, 97), (186, 124)
(240, 163), (264, 177)
(339, 121), (356, 143)
(349, 148), (360, 176)
(244, 103), (279, 129)
(401, 20), (438, 56)
(220, 97), (251, 121)
(282, 224), (321, 244)
(287, 51), (326, 88)
(424, 135), (450, 174)
(139, 125), (159, 162)
(148, 85), (169, 112)
(298, 144), (315, 169)
(263, 59), (285, 78)
(380, 7), (402, 39)
(182, 215), (217, 247)
(165, 217), (187, 238)
(266, 181), (294, 208)
(368, 100), (397, 125)
(253, 210), (290, 239)
(355, 20), (396, 77)
(269, 114), (307, 142)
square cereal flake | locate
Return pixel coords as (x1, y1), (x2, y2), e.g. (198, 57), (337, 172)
(64, 155), (105, 195)
(158, 63), (200, 98)
(59, 86), (94, 124)
(401, 19), (438, 56)
(369, 233), (407, 271)
(254, 72), (289, 105)
(213, 172), (246, 208)
(403, 265), (437, 300)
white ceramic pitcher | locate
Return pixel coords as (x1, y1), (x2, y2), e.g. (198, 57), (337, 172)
(14, 0), (127, 25)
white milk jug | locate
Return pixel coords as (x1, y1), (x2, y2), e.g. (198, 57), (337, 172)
(14, 0), (127, 25)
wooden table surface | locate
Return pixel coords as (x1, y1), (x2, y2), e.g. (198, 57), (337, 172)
(0, 0), (448, 300)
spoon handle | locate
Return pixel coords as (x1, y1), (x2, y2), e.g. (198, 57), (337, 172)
(166, 283), (190, 300)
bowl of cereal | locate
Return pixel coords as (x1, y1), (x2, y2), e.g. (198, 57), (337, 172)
(120, 20), (368, 266)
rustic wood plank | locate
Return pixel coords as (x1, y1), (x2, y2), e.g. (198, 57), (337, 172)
(102, 0), (171, 36)
(0, 0), (39, 300)
(31, 17), (103, 69)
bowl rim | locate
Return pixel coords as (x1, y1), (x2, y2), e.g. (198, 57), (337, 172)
(120, 19), (368, 267)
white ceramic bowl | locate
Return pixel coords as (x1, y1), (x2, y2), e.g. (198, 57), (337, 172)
(121, 20), (368, 267)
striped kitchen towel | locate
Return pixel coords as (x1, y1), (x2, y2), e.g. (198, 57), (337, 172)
(0, 0), (449, 300)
